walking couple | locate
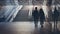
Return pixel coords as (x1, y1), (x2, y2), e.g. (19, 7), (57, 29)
(32, 7), (45, 28)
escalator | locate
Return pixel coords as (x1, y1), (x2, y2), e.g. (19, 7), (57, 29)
(0, 0), (20, 22)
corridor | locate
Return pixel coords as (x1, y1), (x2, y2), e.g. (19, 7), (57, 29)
(0, 0), (60, 34)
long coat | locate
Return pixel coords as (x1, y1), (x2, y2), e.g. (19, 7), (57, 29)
(52, 8), (59, 21)
(39, 9), (45, 22)
(32, 10), (39, 21)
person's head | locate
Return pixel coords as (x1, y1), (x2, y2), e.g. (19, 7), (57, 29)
(55, 7), (56, 9)
(40, 8), (43, 11)
(54, 7), (57, 11)
(35, 7), (37, 10)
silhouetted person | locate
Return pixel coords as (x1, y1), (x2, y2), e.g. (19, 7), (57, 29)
(32, 7), (39, 27)
(52, 7), (59, 32)
(39, 8), (45, 28)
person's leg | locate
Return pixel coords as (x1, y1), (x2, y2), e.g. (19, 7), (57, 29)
(34, 21), (38, 27)
(34, 18), (38, 27)
(40, 20), (43, 28)
(56, 19), (58, 32)
(54, 19), (57, 32)
(41, 21), (44, 28)
(54, 19), (55, 32)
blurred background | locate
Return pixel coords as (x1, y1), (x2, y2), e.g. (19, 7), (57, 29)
(0, 0), (60, 22)
(0, 0), (60, 34)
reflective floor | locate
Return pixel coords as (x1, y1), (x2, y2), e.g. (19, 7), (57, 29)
(0, 22), (60, 34)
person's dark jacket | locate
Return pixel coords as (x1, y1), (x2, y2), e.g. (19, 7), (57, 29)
(53, 8), (59, 20)
(32, 10), (39, 19)
(39, 9), (45, 21)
